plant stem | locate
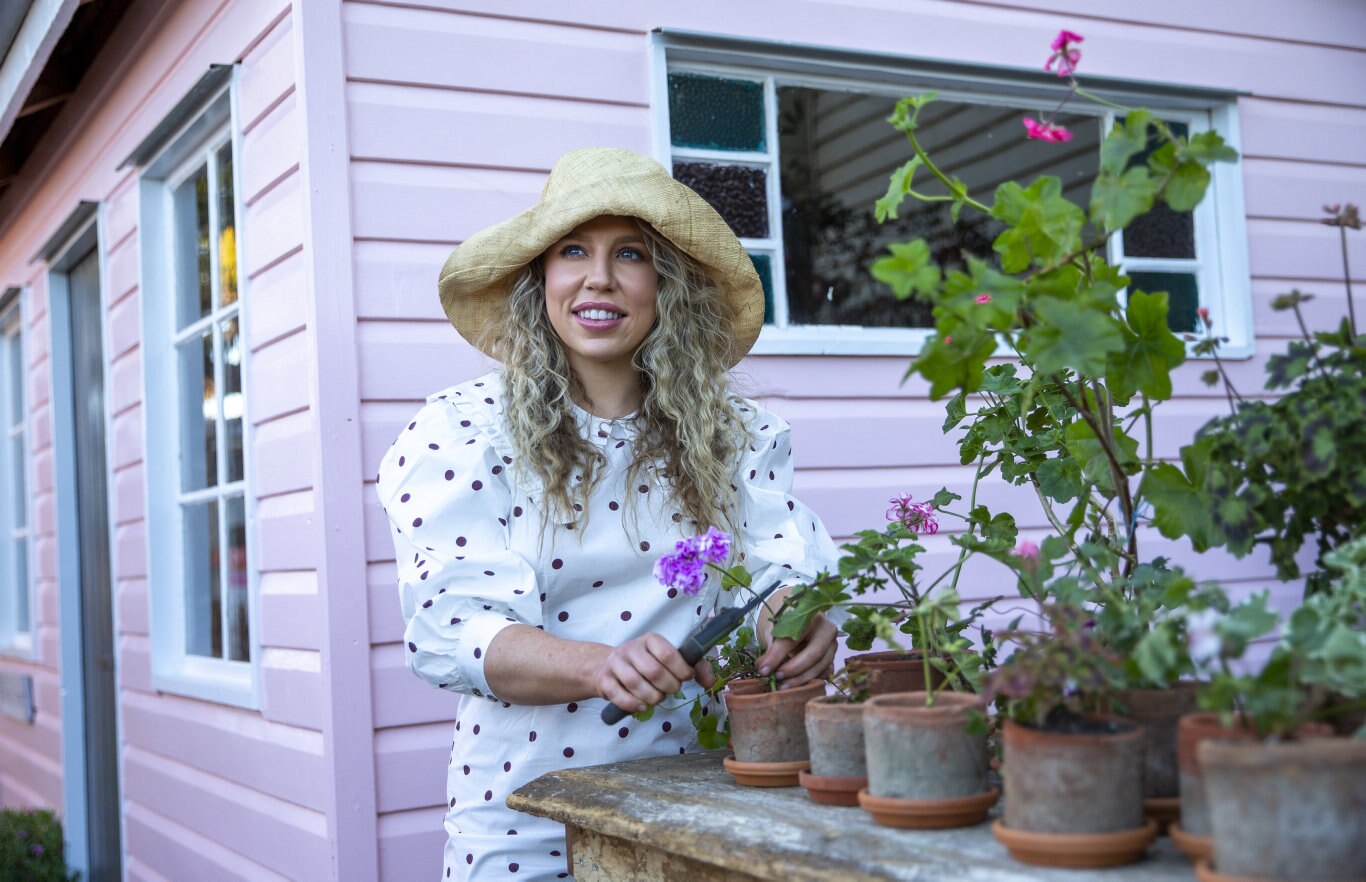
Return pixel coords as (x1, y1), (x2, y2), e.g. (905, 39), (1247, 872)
(949, 455), (989, 595)
(1340, 224), (1358, 338)
(905, 129), (993, 215)
(1029, 475), (1107, 593)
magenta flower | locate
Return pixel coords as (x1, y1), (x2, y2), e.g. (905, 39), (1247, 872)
(654, 527), (732, 596)
(1023, 117), (1074, 143)
(1014, 540), (1040, 573)
(1197, 306), (1211, 327)
(886, 493), (939, 535)
(1045, 29), (1084, 77)
(975, 293), (992, 304)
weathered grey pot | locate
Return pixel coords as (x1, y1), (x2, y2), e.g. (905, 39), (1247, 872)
(846, 651), (948, 697)
(1200, 736), (1366, 880)
(1112, 682), (1202, 799)
(805, 696), (867, 778)
(1002, 716), (1145, 834)
(723, 680), (825, 764)
(863, 692), (989, 800)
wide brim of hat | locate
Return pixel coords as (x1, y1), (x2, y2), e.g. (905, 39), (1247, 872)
(437, 153), (765, 369)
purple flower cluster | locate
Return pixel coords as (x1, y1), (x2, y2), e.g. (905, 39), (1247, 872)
(654, 527), (732, 596)
(886, 493), (939, 535)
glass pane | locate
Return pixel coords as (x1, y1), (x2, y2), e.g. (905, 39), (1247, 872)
(668, 73), (766, 152)
(14, 538), (27, 634)
(6, 329), (20, 426)
(224, 495), (249, 662)
(11, 436), (24, 528)
(221, 317), (244, 483)
(749, 253), (774, 325)
(184, 499), (222, 659)
(172, 164), (212, 329)
(1127, 271), (1200, 333)
(673, 162), (768, 239)
(216, 143), (238, 308)
(178, 330), (217, 492)
(1122, 120), (1195, 259)
(777, 86), (1101, 327)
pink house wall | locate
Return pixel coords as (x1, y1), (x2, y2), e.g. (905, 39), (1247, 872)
(347, 2), (1366, 878)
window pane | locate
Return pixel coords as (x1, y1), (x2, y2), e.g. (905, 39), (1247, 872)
(11, 436), (23, 529)
(184, 499), (222, 659)
(14, 538), (27, 634)
(173, 164), (212, 329)
(216, 143), (238, 308)
(1122, 120), (1195, 259)
(749, 253), (775, 325)
(6, 329), (20, 425)
(221, 317), (244, 484)
(778, 87), (1100, 327)
(1127, 271), (1200, 333)
(673, 162), (769, 239)
(224, 495), (249, 662)
(668, 73), (766, 152)
(178, 330), (217, 492)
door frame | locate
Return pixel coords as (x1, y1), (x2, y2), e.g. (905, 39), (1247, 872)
(46, 204), (125, 881)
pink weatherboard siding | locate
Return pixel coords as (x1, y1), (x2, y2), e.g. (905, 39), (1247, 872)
(0, 1), (1359, 880)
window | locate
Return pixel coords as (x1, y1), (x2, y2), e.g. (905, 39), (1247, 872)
(653, 34), (1252, 357)
(0, 292), (31, 655)
(136, 69), (255, 705)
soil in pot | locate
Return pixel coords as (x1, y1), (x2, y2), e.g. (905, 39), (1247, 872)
(859, 691), (997, 828)
(846, 650), (948, 696)
(1199, 735), (1366, 881)
(995, 715), (1156, 868)
(1110, 682), (1202, 833)
(802, 696), (867, 806)
(722, 680), (825, 785)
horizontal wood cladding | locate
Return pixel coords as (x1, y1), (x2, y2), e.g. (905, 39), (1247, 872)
(255, 489), (319, 573)
(342, 3), (649, 105)
(346, 82), (647, 169)
(258, 571), (322, 651)
(370, 643), (459, 730)
(244, 249), (308, 352)
(373, 722), (450, 813)
(377, 805), (447, 882)
(124, 803), (291, 882)
(241, 93), (302, 208)
(1242, 157), (1366, 221)
(252, 408), (315, 499)
(349, 161), (542, 244)
(120, 690), (327, 812)
(0, 734), (63, 810)
(260, 648), (325, 730)
(353, 240), (451, 321)
(238, 6), (296, 133)
(1240, 98), (1366, 166)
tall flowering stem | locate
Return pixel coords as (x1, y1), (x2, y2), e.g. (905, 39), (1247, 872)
(653, 526), (733, 596)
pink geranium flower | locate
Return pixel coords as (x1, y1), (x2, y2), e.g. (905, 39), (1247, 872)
(886, 493), (940, 535)
(1045, 29), (1084, 77)
(975, 293), (992, 304)
(1023, 117), (1074, 143)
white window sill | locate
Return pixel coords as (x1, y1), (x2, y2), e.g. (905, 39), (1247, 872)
(152, 656), (257, 709)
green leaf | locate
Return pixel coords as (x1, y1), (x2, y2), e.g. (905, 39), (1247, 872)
(943, 391), (968, 431)
(1107, 289), (1187, 401)
(1163, 160), (1211, 212)
(1037, 456), (1083, 503)
(1024, 297), (1125, 378)
(1064, 419), (1140, 493)
(1143, 462), (1219, 550)
(875, 155), (924, 223)
(1182, 130), (1239, 165)
(632, 704), (656, 722)
(871, 239), (941, 300)
(930, 487), (962, 508)
(1133, 626), (1181, 687)
(887, 92), (939, 133)
(1099, 111), (1153, 176)
(908, 325), (998, 400)
(991, 177), (1085, 272)
(842, 616), (876, 652)
(1090, 167), (1159, 230)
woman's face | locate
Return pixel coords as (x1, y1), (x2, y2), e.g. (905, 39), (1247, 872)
(543, 215), (659, 380)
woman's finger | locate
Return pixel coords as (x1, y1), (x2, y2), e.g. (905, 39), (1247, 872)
(642, 633), (696, 684)
(775, 618), (838, 681)
(780, 640), (837, 690)
(694, 658), (716, 690)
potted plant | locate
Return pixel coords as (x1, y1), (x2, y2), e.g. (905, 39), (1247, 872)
(0, 808), (80, 882)
(800, 665), (873, 806)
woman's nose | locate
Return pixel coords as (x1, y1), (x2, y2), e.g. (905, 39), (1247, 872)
(585, 254), (614, 291)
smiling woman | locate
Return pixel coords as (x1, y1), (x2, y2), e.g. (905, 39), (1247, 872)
(377, 148), (840, 881)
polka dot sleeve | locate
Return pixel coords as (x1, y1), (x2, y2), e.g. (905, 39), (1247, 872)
(376, 396), (541, 701)
(734, 404), (841, 620)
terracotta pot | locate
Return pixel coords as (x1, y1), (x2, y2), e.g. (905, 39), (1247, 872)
(801, 696), (867, 805)
(1111, 682), (1202, 799)
(846, 650), (947, 696)
(1002, 716), (1146, 835)
(1199, 736), (1366, 881)
(992, 819), (1158, 869)
(1175, 712), (1259, 846)
(723, 680), (824, 764)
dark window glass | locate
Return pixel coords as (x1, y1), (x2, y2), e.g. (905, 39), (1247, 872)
(673, 162), (768, 239)
(1122, 120), (1195, 259)
(668, 74), (765, 152)
(748, 253), (774, 325)
(778, 86), (1099, 327)
(1127, 271), (1200, 333)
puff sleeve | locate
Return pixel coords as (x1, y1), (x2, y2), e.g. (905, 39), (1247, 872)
(376, 396), (542, 701)
(733, 403), (841, 624)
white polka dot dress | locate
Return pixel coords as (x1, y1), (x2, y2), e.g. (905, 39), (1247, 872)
(375, 372), (838, 881)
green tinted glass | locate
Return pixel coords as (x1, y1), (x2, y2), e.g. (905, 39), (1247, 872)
(1127, 271), (1200, 333)
(749, 253), (774, 325)
(668, 73), (765, 152)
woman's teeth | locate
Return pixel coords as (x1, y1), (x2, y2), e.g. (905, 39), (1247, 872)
(578, 309), (623, 320)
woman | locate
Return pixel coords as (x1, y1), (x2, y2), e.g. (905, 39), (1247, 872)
(376, 148), (839, 880)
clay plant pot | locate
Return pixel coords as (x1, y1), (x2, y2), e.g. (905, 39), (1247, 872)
(721, 680), (825, 786)
(859, 691), (997, 828)
(846, 650), (947, 697)
(1110, 682), (1202, 833)
(801, 696), (868, 806)
(994, 716), (1157, 868)
(1198, 736), (1366, 881)
(1172, 711), (1258, 863)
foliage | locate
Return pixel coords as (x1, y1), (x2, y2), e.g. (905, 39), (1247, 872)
(0, 809), (79, 882)
(824, 665), (874, 704)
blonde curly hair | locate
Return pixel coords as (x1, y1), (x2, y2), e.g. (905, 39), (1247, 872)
(487, 220), (751, 536)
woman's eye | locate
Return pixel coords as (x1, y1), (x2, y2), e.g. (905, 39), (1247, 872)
(618, 247), (646, 260)
(558, 244), (586, 257)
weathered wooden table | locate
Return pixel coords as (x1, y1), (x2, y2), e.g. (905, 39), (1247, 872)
(509, 751), (1194, 881)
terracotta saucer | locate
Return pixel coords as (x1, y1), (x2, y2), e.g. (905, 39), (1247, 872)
(1169, 820), (1213, 863)
(798, 771), (866, 807)
(991, 818), (1158, 868)
(1194, 859), (1304, 882)
(859, 787), (999, 829)
(722, 756), (809, 787)
(1144, 796), (1181, 835)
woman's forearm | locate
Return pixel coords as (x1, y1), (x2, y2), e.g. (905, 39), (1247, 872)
(484, 624), (613, 705)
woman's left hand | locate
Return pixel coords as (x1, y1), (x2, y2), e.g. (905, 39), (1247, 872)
(755, 612), (837, 691)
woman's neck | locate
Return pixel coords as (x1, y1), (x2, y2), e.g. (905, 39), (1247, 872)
(571, 361), (642, 419)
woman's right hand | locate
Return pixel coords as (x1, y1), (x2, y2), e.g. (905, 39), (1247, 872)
(593, 632), (697, 713)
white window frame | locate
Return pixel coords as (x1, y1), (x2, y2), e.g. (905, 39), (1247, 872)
(137, 72), (259, 708)
(0, 292), (32, 657)
(650, 34), (1254, 359)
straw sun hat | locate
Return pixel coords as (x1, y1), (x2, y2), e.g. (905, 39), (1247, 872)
(437, 147), (765, 368)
